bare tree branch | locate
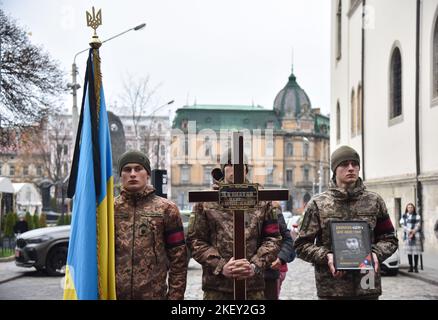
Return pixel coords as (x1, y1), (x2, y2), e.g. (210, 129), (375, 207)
(115, 73), (162, 150)
(0, 10), (67, 146)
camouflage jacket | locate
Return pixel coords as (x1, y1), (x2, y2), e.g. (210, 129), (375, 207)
(187, 181), (282, 294)
(294, 178), (398, 298)
(114, 185), (187, 300)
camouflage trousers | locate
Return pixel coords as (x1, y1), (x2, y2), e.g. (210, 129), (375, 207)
(203, 290), (265, 300)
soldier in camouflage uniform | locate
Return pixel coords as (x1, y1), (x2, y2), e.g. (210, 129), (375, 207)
(294, 146), (398, 299)
(114, 150), (187, 299)
(187, 150), (281, 300)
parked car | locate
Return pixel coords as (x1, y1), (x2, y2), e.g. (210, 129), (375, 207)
(381, 249), (400, 276)
(15, 225), (70, 276)
(180, 209), (192, 264)
(282, 211), (293, 223)
(287, 214), (304, 241)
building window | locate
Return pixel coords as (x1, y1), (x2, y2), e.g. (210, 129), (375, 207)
(23, 166), (29, 176)
(266, 121), (274, 129)
(390, 47), (402, 118)
(357, 84), (362, 134)
(286, 169), (293, 183)
(126, 125), (132, 132)
(434, 17), (438, 99)
(63, 145), (68, 156)
(266, 140), (274, 157)
(303, 142), (309, 159)
(160, 145), (165, 157)
(181, 166), (190, 184)
(36, 165), (43, 176)
(0, 163), (2, 175)
(266, 167), (274, 185)
(244, 141), (252, 160)
(184, 139), (189, 156)
(303, 167), (309, 182)
(9, 165), (15, 176)
(336, 0), (342, 61)
(204, 136), (211, 157)
(351, 89), (356, 136)
(286, 143), (293, 157)
(203, 167), (212, 185)
(158, 123), (162, 132)
(395, 198), (402, 227)
(336, 102), (341, 142)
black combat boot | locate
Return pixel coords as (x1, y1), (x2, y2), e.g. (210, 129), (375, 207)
(414, 255), (419, 273)
(408, 254), (413, 272)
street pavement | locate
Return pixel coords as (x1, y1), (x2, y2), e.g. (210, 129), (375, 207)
(1, 256), (437, 300)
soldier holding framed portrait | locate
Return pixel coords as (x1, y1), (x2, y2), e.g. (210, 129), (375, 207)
(294, 146), (398, 300)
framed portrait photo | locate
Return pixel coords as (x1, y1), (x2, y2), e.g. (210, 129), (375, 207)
(330, 221), (373, 271)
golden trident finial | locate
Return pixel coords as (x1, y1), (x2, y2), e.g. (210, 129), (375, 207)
(86, 7), (102, 49)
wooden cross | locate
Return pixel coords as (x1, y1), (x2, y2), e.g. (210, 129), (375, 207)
(189, 132), (289, 300)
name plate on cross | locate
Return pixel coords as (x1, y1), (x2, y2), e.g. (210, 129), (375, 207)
(219, 184), (258, 209)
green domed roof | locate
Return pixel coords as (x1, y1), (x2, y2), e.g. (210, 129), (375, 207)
(274, 72), (311, 119)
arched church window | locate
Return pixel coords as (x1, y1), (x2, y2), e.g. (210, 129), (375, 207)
(336, 0), (342, 60)
(390, 47), (402, 118)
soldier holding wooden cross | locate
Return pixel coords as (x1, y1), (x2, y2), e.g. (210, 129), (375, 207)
(187, 132), (288, 300)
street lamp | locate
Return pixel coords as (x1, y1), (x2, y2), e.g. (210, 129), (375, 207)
(67, 22), (147, 138)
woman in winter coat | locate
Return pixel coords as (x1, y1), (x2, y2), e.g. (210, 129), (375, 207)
(400, 203), (423, 273)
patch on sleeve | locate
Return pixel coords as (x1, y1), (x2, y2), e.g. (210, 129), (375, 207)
(262, 219), (280, 237)
(165, 226), (185, 248)
(374, 216), (395, 237)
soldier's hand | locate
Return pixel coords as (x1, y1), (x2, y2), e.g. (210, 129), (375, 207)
(372, 252), (379, 273)
(222, 257), (235, 278)
(271, 258), (282, 270)
(327, 253), (346, 279)
(232, 259), (254, 280)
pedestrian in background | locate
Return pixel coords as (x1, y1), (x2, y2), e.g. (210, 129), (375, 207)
(264, 202), (295, 300)
(400, 203), (423, 273)
(13, 214), (29, 236)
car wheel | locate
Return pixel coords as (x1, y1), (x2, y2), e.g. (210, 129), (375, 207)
(45, 245), (68, 276)
(34, 265), (45, 273)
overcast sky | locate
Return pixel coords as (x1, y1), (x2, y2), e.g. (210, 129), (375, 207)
(2, 0), (331, 118)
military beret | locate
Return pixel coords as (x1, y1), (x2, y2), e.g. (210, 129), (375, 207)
(331, 145), (360, 173)
(118, 150), (151, 176)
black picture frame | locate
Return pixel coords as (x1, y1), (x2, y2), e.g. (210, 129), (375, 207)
(330, 220), (373, 270)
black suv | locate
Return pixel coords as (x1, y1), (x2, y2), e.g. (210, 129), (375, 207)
(15, 226), (70, 276)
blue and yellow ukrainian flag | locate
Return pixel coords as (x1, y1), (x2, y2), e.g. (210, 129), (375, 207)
(63, 48), (116, 300)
